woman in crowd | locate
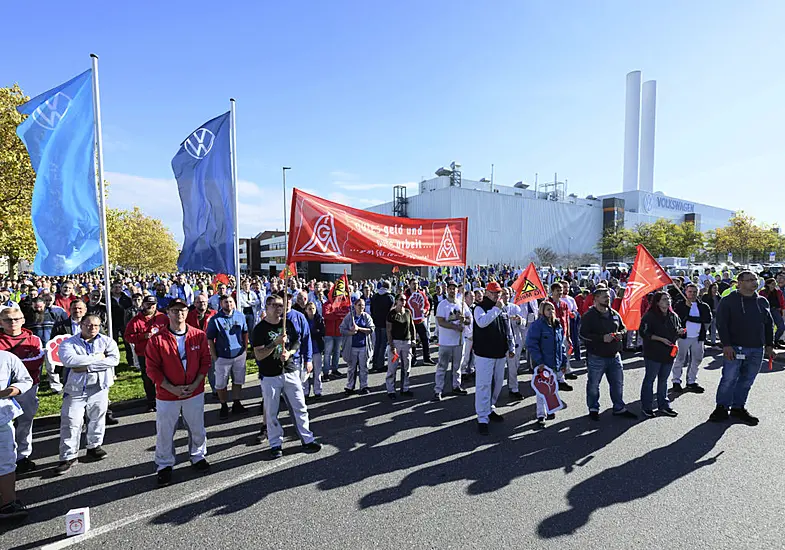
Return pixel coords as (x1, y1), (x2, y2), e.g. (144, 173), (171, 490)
(525, 300), (568, 428)
(385, 293), (416, 398)
(340, 298), (374, 395)
(303, 301), (326, 399)
(638, 291), (683, 418)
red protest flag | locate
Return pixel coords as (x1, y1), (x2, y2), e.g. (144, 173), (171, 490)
(288, 188), (468, 266)
(279, 262), (297, 280)
(211, 273), (230, 292)
(619, 244), (674, 330)
(328, 270), (351, 307)
(511, 262), (547, 305)
(392, 265), (400, 273)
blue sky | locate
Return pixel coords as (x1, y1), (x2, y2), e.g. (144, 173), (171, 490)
(5, 1), (784, 242)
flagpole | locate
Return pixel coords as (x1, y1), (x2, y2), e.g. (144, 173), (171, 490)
(282, 166), (291, 335)
(90, 53), (112, 339)
(230, 98), (241, 290)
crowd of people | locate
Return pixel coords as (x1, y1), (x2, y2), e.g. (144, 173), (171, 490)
(0, 263), (780, 521)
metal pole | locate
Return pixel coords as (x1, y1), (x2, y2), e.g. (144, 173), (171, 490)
(230, 98), (241, 289)
(90, 53), (112, 338)
(282, 166), (291, 335)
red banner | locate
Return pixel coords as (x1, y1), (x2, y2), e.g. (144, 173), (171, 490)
(511, 262), (547, 305)
(287, 188), (468, 266)
(619, 244), (673, 330)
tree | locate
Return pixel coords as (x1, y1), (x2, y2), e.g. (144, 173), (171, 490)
(598, 227), (635, 261)
(0, 85), (37, 273)
(708, 212), (774, 264)
(534, 247), (558, 266)
(106, 207), (179, 272)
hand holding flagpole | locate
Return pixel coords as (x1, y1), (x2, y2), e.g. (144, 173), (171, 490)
(282, 167), (291, 337)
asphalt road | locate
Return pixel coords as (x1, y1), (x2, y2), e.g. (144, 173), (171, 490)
(4, 348), (785, 550)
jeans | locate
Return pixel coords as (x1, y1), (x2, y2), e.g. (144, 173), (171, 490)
(772, 309), (785, 343)
(372, 327), (388, 370)
(244, 312), (256, 346)
(641, 359), (672, 411)
(414, 322), (431, 363)
(586, 353), (626, 413)
(715, 346), (764, 409)
(138, 356), (157, 408)
(323, 336), (342, 374)
(570, 315), (582, 361)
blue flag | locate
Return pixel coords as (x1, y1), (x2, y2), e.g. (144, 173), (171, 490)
(17, 69), (103, 275)
(172, 112), (236, 274)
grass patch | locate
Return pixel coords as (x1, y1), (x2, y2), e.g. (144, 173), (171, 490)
(36, 342), (260, 418)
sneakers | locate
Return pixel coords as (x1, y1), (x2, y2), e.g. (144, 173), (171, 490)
(147, 406), (157, 413)
(15, 457), (36, 474)
(709, 405), (729, 422)
(232, 401), (248, 415)
(588, 411), (600, 421)
(477, 422), (489, 435)
(359, 388), (371, 395)
(546, 413), (555, 420)
(536, 417), (546, 428)
(730, 407), (759, 426)
(558, 382), (574, 392)
(54, 459), (76, 476)
(331, 370), (347, 379)
(219, 403), (230, 419)
(0, 499), (28, 520)
(86, 446), (108, 461)
(657, 408), (678, 417)
(453, 387), (468, 396)
(270, 447), (283, 459)
(192, 458), (210, 473)
(672, 383), (683, 393)
(303, 441), (322, 453)
(157, 466), (173, 487)
(613, 409), (638, 419)
(432, 393), (442, 402)
(105, 410), (120, 425)
(642, 409), (655, 418)
(489, 411), (504, 423)
(508, 391), (523, 401)
(255, 429), (268, 444)
(685, 383), (705, 394)
(422, 359), (436, 366)
(565, 373), (578, 380)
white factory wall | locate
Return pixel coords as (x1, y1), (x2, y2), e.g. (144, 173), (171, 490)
(368, 187), (602, 265)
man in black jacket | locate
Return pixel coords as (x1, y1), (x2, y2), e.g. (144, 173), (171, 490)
(370, 280), (394, 373)
(473, 282), (515, 435)
(710, 271), (775, 425)
(580, 288), (636, 421)
(671, 283), (712, 394)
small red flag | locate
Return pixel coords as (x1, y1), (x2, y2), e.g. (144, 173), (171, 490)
(211, 273), (230, 292)
(279, 262), (297, 280)
(392, 266), (400, 274)
(328, 270), (351, 307)
(619, 244), (674, 330)
(511, 263), (547, 305)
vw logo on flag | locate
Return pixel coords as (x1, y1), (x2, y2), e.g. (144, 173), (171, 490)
(31, 92), (73, 130)
(184, 127), (216, 159)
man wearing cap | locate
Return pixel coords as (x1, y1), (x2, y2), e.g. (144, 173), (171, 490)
(434, 279), (471, 400)
(144, 299), (211, 486)
(370, 280), (395, 373)
(125, 296), (170, 412)
(206, 295), (249, 419)
(473, 282), (516, 434)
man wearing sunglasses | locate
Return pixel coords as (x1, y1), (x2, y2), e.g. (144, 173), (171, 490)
(0, 307), (44, 474)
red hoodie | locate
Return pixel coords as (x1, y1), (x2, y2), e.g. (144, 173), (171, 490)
(0, 328), (44, 384)
(55, 294), (78, 311)
(124, 311), (169, 357)
(144, 325), (211, 401)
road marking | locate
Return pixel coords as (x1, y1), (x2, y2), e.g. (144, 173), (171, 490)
(40, 453), (303, 549)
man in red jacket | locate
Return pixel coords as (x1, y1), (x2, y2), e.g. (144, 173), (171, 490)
(124, 296), (169, 412)
(405, 279), (434, 366)
(0, 307), (44, 473)
(145, 299), (211, 487)
(54, 281), (79, 312)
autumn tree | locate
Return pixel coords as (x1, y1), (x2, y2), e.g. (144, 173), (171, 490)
(0, 84), (37, 273)
(707, 212), (779, 263)
(107, 207), (179, 272)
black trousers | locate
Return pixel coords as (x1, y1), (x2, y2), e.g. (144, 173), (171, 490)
(138, 355), (156, 407)
(414, 322), (431, 363)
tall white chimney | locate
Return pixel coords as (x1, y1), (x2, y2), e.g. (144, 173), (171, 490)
(638, 80), (657, 193)
(622, 71), (642, 193)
